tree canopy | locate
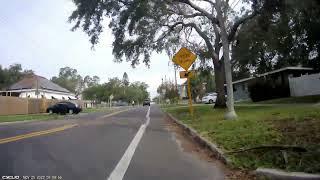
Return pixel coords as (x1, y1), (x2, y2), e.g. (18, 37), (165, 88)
(82, 77), (149, 104)
(51, 67), (100, 96)
(69, 0), (278, 111)
(232, 0), (320, 80)
(0, 64), (34, 90)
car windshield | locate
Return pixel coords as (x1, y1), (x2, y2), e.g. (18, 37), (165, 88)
(205, 93), (216, 96)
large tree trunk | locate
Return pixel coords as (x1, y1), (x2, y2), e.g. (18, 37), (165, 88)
(213, 61), (227, 108)
(216, 0), (237, 119)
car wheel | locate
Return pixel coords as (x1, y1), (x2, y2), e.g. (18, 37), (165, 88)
(69, 109), (74, 114)
(49, 109), (53, 114)
(209, 99), (214, 104)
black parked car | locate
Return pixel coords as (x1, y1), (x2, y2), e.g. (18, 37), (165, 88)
(46, 101), (82, 115)
(143, 99), (150, 106)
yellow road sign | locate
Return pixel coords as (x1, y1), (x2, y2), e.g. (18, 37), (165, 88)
(179, 71), (195, 79)
(173, 47), (197, 71)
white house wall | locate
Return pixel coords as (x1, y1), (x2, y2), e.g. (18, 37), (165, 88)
(289, 73), (320, 97)
(19, 90), (76, 100)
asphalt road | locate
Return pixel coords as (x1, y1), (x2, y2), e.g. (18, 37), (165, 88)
(0, 105), (226, 180)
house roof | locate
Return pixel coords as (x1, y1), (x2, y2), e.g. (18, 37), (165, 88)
(8, 75), (71, 93)
(233, 66), (314, 85)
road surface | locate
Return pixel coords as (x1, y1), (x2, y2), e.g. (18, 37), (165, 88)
(0, 105), (226, 180)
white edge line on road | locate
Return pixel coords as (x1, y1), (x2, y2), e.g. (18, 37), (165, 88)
(107, 106), (151, 180)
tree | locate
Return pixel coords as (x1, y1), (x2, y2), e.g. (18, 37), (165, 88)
(83, 75), (100, 88)
(190, 66), (216, 102)
(122, 72), (130, 87)
(0, 63), (34, 90)
(82, 77), (149, 105)
(232, 0), (320, 78)
(157, 79), (179, 103)
(69, 0), (280, 119)
(51, 67), (83, 96)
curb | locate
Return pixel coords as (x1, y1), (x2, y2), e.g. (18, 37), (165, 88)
(166, 113), (231, 165)
(255, 168), (320, 180)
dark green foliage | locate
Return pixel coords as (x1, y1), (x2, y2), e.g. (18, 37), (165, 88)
(0, 64), (34, 90)
(233, 0), (320, 79)
(190, 66), (216, 101)
(69, 0), (174, 67)
(157, 80), (179, 103)
(51, 67), (100, 96)
(122, 72), (129, 86)
(51, 67), (83, 94)
(82, 77), (149, 103)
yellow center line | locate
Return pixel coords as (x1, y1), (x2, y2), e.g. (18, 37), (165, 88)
(0, 124), (78, 144)
(101, 108), (133, 119)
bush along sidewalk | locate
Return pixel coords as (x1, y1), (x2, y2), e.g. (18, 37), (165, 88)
(164, 105), (320, 179)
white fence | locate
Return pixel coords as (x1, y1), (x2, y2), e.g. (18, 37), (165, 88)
(289, 73), (320, 97)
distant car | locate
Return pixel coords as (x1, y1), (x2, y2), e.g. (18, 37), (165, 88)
(201, 92), (217, 104)
(112, 101), (128, 106)
(143, 99), (150, 106)
(46, 101), (82, 115)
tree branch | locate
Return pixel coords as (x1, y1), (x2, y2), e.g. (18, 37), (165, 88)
(203, 0), (216, 6)
(165, 21), (219, 63)
(174, 0), (219, 25)
(228, 9), (260, 42)
(168, 8), (205, 18)
(226, 145), (307, 154)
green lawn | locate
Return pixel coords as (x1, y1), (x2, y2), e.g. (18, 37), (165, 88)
(0, 114), (60, 123)
(165, 105), (320, 173)
(0, 108), (116, 123)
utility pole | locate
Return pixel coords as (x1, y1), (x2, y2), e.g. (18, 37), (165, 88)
(36, 76), (39, 99)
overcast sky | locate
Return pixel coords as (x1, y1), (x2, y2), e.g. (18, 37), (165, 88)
(0, 0), (186, 98)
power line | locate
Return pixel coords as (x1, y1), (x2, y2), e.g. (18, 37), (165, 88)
(231, 0), (241, 9)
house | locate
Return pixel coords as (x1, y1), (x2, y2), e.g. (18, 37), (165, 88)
(178, 80), (188, 99)
(0, 75), (77, 100)
(232, 66), (319, 101)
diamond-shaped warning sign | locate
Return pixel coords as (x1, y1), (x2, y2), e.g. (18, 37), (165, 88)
(172, 47), (197, 71)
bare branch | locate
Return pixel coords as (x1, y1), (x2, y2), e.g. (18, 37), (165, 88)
(168, 8), (205, 18)
(184, 23), (219, 63)
(174, 0), (219, 25)
(203, 0), (216, 6)
(228, 9), (260, 42)
(164, 21), (219, 63)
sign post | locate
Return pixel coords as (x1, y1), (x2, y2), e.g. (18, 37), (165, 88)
(173, 47), (197, 117)
(109, 94), (114, 108)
